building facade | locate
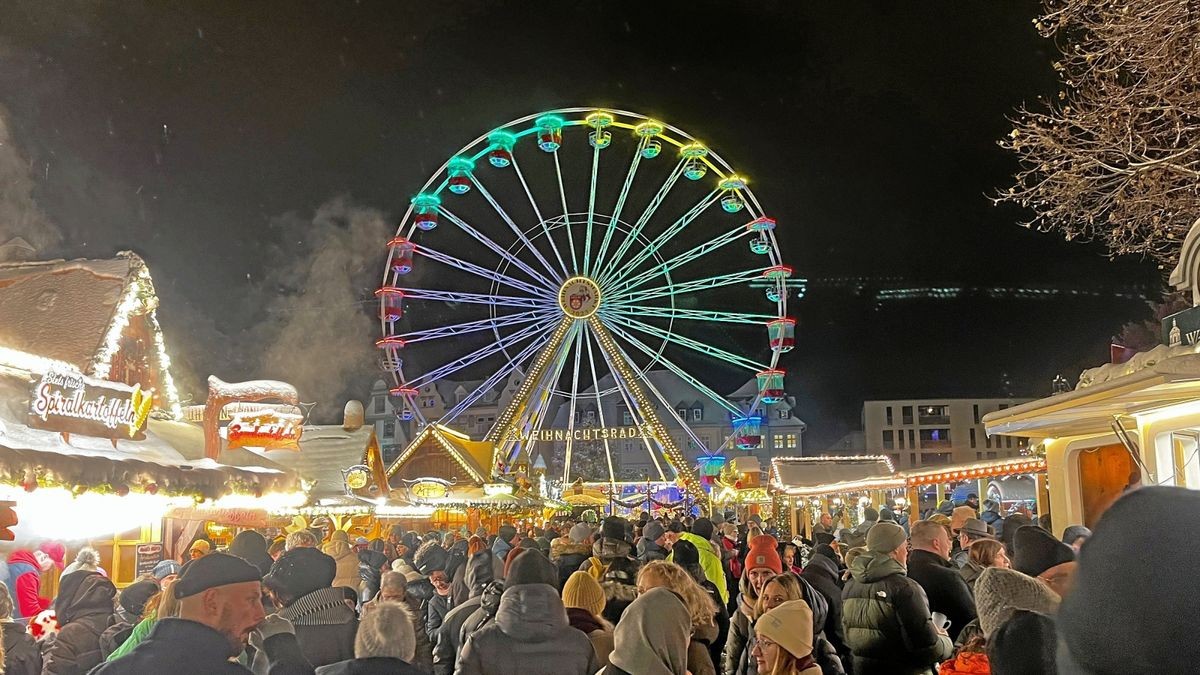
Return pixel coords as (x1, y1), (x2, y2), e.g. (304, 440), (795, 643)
(853, 398), (1032, 469)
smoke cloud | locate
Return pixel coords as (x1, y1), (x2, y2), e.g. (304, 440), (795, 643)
(248, 197), (389, 418)
(0, 105), (61, 259)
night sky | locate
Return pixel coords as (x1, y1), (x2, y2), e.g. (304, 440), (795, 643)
(0, 1), (1162, 448)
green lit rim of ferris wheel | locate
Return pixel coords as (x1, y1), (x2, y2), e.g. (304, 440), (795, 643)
(377, 107), (796, 485)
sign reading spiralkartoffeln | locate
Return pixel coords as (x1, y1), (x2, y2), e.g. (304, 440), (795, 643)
(28, 369), (153, 440)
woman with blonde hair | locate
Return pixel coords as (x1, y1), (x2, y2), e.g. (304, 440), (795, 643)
(637, 561), (719, 675)
(748, 574), (845, 675)
(753, 600), (821, 675)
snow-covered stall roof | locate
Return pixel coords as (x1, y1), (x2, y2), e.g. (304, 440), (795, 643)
(244, 424), (376, 498)
(771, 455), (899, 495)
(0, 374), (296, 499)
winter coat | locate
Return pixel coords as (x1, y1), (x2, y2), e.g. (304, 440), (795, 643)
(357, 551), (388, 603)
(732, 575), (845, 675)
(430, 550), (492, 675)
(579, 539), (640, 624)
(723, 575), (757, 675)
(694, 575), (730, 672)
(456, 584), (598, 675)
(689, 617), (719, 675)
(668, 533), (728, 604)
(89, 618), (314, 675)
(5, 550), (48, 620)
(950, 548), (970, 570)
(959, 561), (984, 594)
(230, 530), (276, 578)
(98, 619), (134, 660)
(2, 620), (41, 675)
(321, 542), (361, 592)
(549, 539), (591, 589)
(253, 587), (357, 673)
(444, 543), (469, 606)
(565, 606), (614, 667)
(905, 550), (977, 642)
(314, 656), (425, 675)
(841, 550), (953, 675)
(802, 554), (852, 668)
(43, 570), (116, 675)
(424, 592), (452, 639)
(104, 616), (156, 662)
(400, 596), (433, 673)
(635, 538), (667, 563)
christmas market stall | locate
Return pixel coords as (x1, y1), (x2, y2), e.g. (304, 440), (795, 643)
(769, 456), (900, 537)
(0, 254), (299, 587)
(384, 424), (554, 532)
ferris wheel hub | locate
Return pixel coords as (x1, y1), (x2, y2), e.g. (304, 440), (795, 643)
(558, 276), (602, 319)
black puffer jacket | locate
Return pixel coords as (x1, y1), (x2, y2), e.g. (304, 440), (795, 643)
(357, 550), (388, 602)
(2, 620), (41, 675)
(43, 571), (116, 675)
(802, 554), (851, 668)
(840, 551), (952, 675)
(432, 550), (493, 675)
(457, 584), (598, 675)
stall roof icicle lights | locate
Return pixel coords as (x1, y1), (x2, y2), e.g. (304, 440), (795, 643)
(379, 108), (796, 494)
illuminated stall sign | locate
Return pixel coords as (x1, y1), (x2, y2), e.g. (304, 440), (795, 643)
(508, 424), (656, 443)
(226, 410), (303, 450)
(28, 369), (153, 440)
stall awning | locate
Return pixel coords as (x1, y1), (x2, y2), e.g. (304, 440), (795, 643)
(771, 456), (899, 496)
(984, 351), (1200, 438)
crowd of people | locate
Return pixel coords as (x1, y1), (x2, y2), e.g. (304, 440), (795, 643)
(0, 485), (1192, 674)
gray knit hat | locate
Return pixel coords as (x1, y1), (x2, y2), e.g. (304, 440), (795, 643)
(865, 521), (906, 553)
(975, 566), (1060, 637)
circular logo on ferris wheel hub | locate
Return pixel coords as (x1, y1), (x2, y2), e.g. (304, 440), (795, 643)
(559, 276), (601, 319)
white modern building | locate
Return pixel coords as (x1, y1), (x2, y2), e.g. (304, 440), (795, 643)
(831, 399), (1032, 469)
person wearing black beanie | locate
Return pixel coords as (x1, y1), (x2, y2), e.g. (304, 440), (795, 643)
(691, 517), (715, 541)
(1057, 487), (1200, 674)
(257, 546), (356, 671)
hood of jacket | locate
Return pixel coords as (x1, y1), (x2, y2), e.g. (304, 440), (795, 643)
(592, 537), (632, 561)
(849, 549), (907, 584)
(493, 583), (568, 643)
(406, 577), (435, 603)
(322, 540), (357, 564)
(609, 587), (690, 675)
(465, 550), (495, 597)
(802, 552), (840, 585)
(55, 570), (116, 624)
(636, 537), (665, 558)
(479, 579), (504, 618)
(794, 575), (829, 635)
(280, 586), (357, 627)
(6, 550), (39, 569)
(491, 536), (514, 559)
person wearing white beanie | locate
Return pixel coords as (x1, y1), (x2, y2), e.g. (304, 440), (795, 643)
(753, 600), (822, 675)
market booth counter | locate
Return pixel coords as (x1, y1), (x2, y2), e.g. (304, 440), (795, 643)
(985, 345), (1200, 534)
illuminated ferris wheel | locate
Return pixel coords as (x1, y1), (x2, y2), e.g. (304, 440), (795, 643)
(377, 107), (794, 492)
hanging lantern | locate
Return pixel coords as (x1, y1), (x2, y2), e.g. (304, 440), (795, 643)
(767, 318), (796, 352)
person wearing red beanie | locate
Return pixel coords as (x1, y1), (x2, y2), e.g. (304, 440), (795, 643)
(724, 535), (784, 675)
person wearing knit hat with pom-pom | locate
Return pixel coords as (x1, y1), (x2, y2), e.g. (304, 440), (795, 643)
(842, 521), (952, 675)
(723, 534), (783, 675)
(753, 600), (822, 675)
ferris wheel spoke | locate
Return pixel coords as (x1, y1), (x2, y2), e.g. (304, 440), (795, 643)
(439, 332), (548, 424)
(511, 328), (577, 466)
(603, 333), (715, 455)
(507, 154), (571, 280)
(582, 143), (602, 277)
(562, 324), (586, 483)
(398, 309), (556, 344)
(612, 267), (771, 306)
(466, 175), (564, 284)
(588, 324), (668, 482)
(606, 314), (768, 372)
(553, 152), (580, 273)
(398, 288), (550, 310)
(599, 190), (721, 292)
(582, 326), (617, 484)
(416, 245), (555, 300)
(591, 141), (645, 279)
(404, 320), (552, 390)
(608, 223), (750, 295)
(605, 306), (776, 325)
(596, 158), (685, 284)
(438, 205), (559, 290)
(601, 319), (744, 417)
